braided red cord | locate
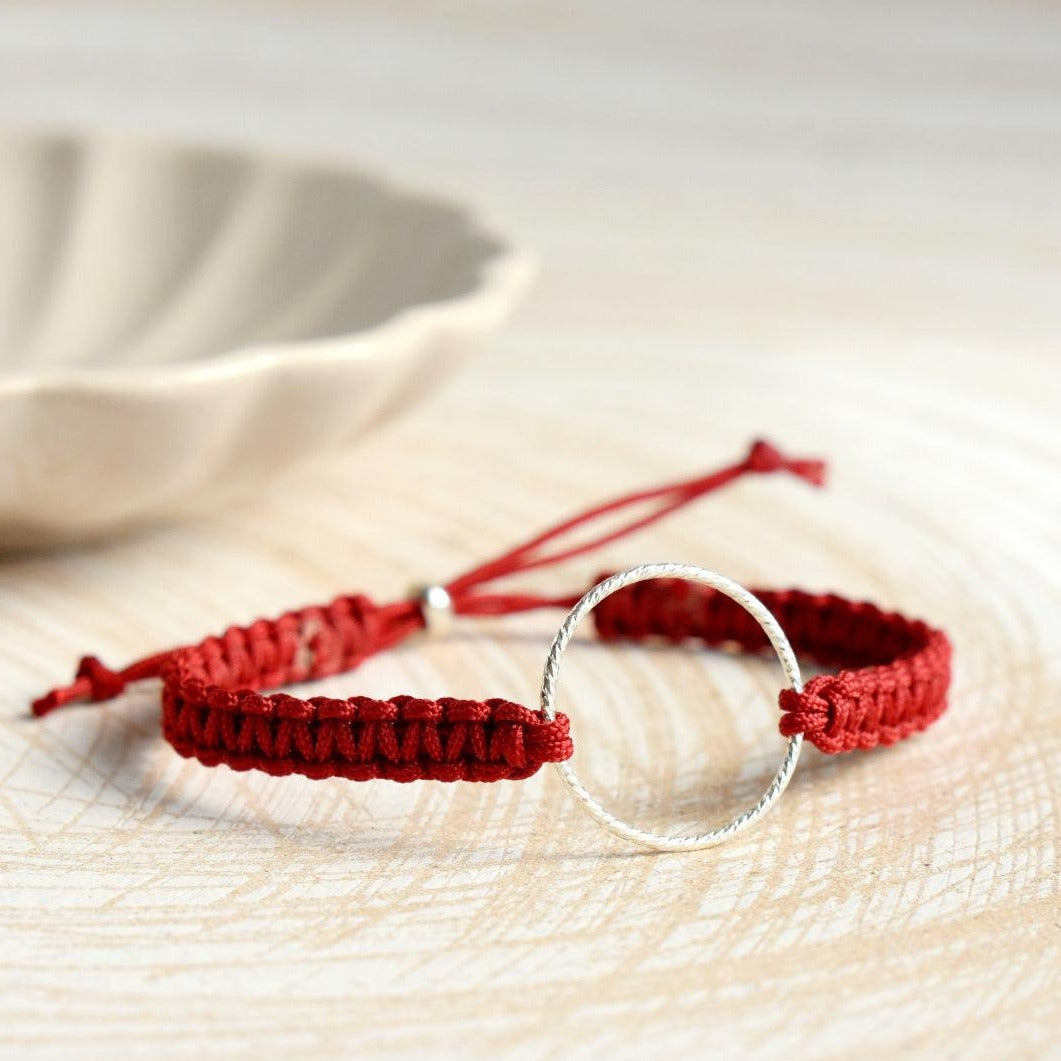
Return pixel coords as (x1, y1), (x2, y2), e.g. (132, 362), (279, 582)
(30, 439), (952, 782)
(161, 595), (572, 781)
(593, 578), (952, 753)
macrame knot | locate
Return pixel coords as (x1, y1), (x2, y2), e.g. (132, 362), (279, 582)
(779, 675), (866, 754)
(76, 656), (128, 702)
(778, 685), (833, 741)
(745, 439), (826, 487)
(31, 655), (131, 716)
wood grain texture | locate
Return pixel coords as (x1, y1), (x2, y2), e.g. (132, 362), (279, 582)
(1, 2), (1059, 1057)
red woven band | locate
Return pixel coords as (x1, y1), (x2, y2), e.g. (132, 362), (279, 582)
(592, 579), (951, 754)
(161, 595), (572, 782)
(32, 440), (953, 781)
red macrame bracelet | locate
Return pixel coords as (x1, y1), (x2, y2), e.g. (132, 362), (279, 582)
(32, 441), (952, 812)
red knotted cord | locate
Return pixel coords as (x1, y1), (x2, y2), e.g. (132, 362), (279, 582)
(31, 439), (951, 781)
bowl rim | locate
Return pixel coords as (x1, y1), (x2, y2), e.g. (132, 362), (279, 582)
(0, 124), (535, 399)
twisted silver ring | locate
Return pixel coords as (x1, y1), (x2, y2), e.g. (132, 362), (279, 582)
(539, 563), (804, 852)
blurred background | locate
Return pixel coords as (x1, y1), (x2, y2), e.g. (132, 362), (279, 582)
(4, 1), (1059, 377)
(3, 0), (1058, 544)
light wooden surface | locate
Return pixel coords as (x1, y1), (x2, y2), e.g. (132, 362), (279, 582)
(2, 3), (1060, 1057)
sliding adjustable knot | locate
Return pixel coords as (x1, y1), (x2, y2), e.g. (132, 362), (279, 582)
(745, 438), (826, 487)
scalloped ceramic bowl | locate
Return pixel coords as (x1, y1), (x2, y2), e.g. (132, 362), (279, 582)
(0, 129), (531, 550)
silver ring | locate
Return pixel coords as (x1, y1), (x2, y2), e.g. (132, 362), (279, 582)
(539, 563), (803, 852)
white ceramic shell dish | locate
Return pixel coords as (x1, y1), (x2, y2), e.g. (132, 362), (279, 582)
(0, 129), (531, 550)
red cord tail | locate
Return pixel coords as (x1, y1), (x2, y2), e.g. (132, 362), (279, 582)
(443, 438), (824, 614)
(31, 438), (825, 716)
(32, 653), (170, 717)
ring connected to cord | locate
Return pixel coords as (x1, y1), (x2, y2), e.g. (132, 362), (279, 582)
(539, 563), (804, 852)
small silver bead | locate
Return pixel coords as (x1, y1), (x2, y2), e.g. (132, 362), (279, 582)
(413, 583), (455, 636)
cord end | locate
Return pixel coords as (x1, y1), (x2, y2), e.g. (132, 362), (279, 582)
(746, 439), (827, 488)
(32, 656), (128, 717)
